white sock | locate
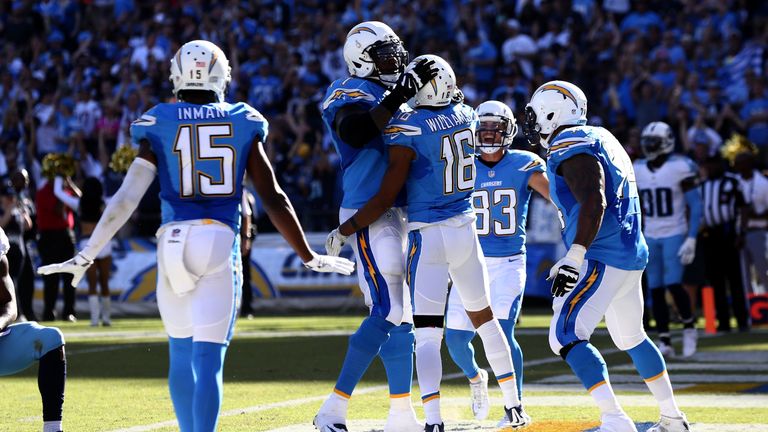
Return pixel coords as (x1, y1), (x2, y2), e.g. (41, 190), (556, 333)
(43, 420), (62, 432)
(590, 381), (623, 415)
(88, 295), (99, 325)
(101, 295), (111, 323)
(389, 393), (413, 412)
(476, 320), (519, 408)
(645, 371), (681, 417)
(319, 391), (348, 422)
(415, 327), (443, 424)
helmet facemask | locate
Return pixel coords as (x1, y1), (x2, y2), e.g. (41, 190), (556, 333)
(367, 38), (408, 85)
(522, 106), (545, 147)
(641, 135), (667, 160)
(475, 118), (516, 154)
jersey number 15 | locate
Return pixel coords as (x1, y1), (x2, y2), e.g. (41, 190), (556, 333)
(173, 124), (235, 197)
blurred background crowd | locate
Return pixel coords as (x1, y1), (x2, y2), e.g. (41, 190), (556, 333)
(0, 0), (766, 323)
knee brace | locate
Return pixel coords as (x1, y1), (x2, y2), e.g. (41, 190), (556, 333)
(415, 326), (443, 349)
(413, 314), (444, 329)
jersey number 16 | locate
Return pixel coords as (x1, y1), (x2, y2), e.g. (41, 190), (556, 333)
(441, 128), (475, 194)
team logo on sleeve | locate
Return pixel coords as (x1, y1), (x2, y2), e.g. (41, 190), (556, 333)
(382, 124), (423, 138)
(322, 88), (375, 110)
(246, 110), (266, 122)
(521, 158), (543, 171)
(131, 114), (156, 127)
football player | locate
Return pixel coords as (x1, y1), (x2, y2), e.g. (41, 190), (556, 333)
(317, 21), (438, 432)
(445, 100), (550, 422)
(38, 40), (353, 432)
(634, 122), (701, 358)
(523, 80), (692, 432)
(330, 55), (531, 432)
(0, 227), (66, 432)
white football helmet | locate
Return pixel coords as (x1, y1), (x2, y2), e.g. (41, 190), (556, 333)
(475, 100), (517, 154)
(409, 55), (455, 108)
(343, 21), (408, 85)
(169, 40), (232, 102)
(523, 80), (587, 148)
(641, 121), (675, 160)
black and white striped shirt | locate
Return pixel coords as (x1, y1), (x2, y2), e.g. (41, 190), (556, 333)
(701, 173), (745, 227)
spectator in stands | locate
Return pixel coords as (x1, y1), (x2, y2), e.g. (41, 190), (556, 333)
(738, 78), (768, 166)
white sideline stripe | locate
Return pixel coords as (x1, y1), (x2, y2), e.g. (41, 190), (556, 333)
(614, 362), (768, 372)
(469, 394), (768, 409)
(64, 328), (550, 340)
(539, 373), (768, 384)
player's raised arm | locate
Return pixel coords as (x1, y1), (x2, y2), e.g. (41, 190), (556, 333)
(333, 58), (438, 148)
(336, 145), (414, 238)
(37, 141), (158, 286)
(247, 138), (354, 275)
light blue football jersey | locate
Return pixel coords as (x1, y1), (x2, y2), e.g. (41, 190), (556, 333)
(546, 126), (648, 271)
(321, 77), (406, 209)
(130, 102), (268, 232)
(383, 103), (479, 224)
(473, 150), (546, 257)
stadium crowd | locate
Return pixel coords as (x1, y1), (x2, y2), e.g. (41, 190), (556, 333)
(0, 0), (766, 322)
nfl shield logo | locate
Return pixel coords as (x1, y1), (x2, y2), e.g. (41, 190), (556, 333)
(196, 61), (206, 68)
(488, 170), (495, 178)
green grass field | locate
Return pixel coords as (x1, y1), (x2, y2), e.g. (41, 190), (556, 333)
(1, 312), (766, 432)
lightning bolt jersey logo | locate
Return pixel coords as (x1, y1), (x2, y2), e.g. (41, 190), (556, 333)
(383, 124), (423, 138)
(322, 88), (376, 110)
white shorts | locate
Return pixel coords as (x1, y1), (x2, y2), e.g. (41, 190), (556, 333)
(549, 260), (647, 355)
(79, 238), (111, 260)
(340, 207), (412, 325)
(155, 221), (241, 345)
(447, 254), (526, 331)
(407, 213), (491, 317)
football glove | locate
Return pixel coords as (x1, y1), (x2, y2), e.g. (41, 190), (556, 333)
(677, 237), (696, 265)
(304, 253), (355, 275)
(325, 228), (349, 257)
(548, 245), (586, 297)
(388, 57), (439, 104)
(452, 87), (465, 104)
(37, 252), (94, 288)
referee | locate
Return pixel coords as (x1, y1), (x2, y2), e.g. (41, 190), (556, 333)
(699, 155), (750, 332)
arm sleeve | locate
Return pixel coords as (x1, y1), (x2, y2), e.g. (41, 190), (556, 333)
(684, 188), (702, 238)
(80, 158), (157, 259)
(53, 177), (80, 212)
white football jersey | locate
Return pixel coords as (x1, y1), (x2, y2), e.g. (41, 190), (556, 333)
(633, 155), (698, 239)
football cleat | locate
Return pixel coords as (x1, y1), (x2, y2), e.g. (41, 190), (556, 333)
(647, 413), (692, 432)
(313, 414), (348, 432)
(599, 412), (637, 432)
(469, 369), (490, 420)
(384, 408), (422, 432)
(497, 404), (531, 429)
(424, 423), (444, 432)
(682, 328), (697, 358)
(657, 341), (675, 358)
